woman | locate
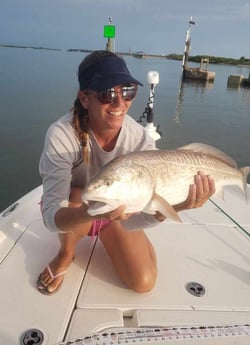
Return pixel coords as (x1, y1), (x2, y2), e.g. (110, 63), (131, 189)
(37, 50), (215, 295)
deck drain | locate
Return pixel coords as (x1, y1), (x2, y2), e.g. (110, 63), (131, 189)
(20, 329), (44, 345)
(186, 281), (206, 297)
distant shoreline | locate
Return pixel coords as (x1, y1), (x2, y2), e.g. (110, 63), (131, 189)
(0, 43), (165, 58)
(1, 43), (250, 67)
(0, 43), (91, 53)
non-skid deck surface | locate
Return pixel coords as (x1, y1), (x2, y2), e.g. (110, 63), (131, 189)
(210, 185), (250, 229)
(77, 223), (250, 312)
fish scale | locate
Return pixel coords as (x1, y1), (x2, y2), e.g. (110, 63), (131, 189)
(140, 151), (243, 205)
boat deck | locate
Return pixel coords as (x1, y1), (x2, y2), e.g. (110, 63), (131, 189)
(0, 185), (249, 344)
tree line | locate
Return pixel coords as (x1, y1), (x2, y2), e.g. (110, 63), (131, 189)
(167, 54), (250, 66)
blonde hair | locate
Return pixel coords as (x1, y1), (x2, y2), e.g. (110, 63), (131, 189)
(72, 97), (90, 163)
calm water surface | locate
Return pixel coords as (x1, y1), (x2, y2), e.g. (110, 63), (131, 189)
(0, 47), (250, 211)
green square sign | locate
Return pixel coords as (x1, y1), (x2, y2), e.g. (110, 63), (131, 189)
(104, 25), (115, 38)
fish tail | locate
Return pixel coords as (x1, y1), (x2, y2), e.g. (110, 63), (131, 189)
(240, 167), (250, 201)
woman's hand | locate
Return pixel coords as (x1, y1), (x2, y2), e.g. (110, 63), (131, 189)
(174, 171), (216, 212)
(69, 186), (131, 223)
(154, 172), (216, 221)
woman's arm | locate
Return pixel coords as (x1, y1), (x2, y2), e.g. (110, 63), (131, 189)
(173, 172), (215, 213)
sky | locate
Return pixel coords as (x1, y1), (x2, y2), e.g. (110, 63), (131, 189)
(1, 0), (250, 59)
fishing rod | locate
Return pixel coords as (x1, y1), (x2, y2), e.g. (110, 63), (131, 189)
(138, 70), (162, 141)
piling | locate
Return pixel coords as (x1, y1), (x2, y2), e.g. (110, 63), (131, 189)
(227, 74), (244, 87)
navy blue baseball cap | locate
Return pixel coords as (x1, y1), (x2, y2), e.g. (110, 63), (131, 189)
(78, 55), (143, 92)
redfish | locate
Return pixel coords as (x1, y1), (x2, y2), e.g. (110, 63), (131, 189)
(82, 143), (250, 222)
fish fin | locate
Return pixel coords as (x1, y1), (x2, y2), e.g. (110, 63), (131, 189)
(143, 193), (182, 223)
(177, 143), (238, 168)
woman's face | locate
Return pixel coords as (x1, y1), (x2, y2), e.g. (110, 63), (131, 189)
(79, 84), (136, 133)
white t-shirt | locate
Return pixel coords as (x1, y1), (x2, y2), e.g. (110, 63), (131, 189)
(39, 112), (159, 231)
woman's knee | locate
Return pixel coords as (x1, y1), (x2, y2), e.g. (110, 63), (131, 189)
(100, 224), (157, 292)
(129, 267), (157, 293)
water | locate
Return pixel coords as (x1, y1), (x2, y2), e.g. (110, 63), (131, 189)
(0, 47), (250, 212)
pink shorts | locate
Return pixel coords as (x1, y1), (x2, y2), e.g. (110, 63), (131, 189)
(87, 219), (111, 238)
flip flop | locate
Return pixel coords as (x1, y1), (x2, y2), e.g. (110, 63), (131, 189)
(36, 264), (67, 296)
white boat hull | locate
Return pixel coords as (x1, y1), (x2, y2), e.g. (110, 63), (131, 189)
(0, 185), (250, 345)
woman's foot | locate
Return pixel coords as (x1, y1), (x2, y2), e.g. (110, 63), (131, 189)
(37, 252), (74, 295)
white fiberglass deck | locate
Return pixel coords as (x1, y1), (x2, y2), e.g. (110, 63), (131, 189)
(0, 185), (249, 345)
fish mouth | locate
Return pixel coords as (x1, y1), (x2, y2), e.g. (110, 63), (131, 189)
(84, 196), (119, 216)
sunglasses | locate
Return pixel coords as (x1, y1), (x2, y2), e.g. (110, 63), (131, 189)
(91, 84), (138, 104)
